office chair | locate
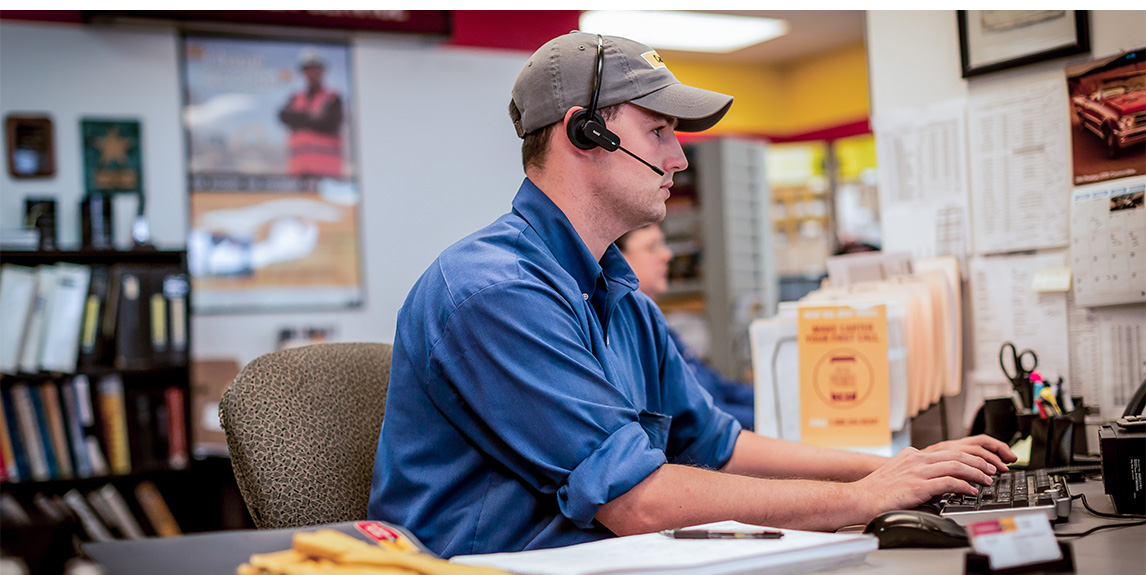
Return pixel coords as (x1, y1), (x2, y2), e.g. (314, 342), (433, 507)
(220, 342), (392, 529)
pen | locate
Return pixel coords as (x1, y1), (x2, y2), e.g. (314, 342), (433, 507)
(662, 529), (784, 540)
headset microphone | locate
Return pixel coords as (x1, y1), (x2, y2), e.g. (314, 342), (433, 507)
(567, 35), (666, 177)
(579, 119), (665, 176)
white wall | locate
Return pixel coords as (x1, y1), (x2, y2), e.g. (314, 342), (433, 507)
(0, 23), (186, 249)
(867, 10), (1146, 112)
(0, 21), (529, 366)
(866, 10), (1146, 434)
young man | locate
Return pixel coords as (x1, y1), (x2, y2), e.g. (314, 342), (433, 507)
(616, 223), (755, 430)
(278, 48), (344, 178)
(368, 32), (1014, 558)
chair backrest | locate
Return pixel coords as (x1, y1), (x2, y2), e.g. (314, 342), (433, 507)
(220, 342), (392, 529)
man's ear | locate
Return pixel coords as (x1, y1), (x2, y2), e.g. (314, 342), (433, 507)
(559, 106), (593, 155)
(562, 106), (583, 139)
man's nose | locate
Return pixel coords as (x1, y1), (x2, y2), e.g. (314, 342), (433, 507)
(666, 132), (687, 173)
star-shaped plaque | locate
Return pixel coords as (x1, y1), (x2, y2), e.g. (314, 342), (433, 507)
(95, 126), (134, 165)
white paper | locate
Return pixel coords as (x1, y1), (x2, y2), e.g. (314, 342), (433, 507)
(825, 251), (913, 286)
(750, 312), (800, 441)
(968, 78), (1071, 255)
(966, 252), (1070, 428)
(452, 520), (876, 575)
(1070, 177), (1146, 307)
(875, 101), (973, 264)
(1068, 300), (1146, 420)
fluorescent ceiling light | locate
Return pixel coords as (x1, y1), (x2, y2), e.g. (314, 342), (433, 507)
(579, 10), (789, 54)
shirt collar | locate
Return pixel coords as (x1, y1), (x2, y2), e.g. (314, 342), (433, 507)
(511, 178), (638, 297)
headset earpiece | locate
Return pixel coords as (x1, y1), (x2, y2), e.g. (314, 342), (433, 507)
(568, 109), (621, 151)
(566, 108), (602, 150)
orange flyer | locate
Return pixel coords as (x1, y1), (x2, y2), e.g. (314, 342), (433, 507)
(798, 304), (890, 448)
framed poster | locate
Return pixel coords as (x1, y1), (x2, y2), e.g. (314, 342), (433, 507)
(182, 35), (363, 313)
(958, 10), (1090, 78)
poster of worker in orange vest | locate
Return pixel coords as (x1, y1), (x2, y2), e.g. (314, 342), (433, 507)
(182, 36), (362, 313)
(279, 48), (346, 178)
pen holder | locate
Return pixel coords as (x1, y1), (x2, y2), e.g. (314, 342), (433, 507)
(972, 398), (1022, 444)
(1025, 404), (1086, 469)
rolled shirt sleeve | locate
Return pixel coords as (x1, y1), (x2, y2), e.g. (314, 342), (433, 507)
(424, 282), (672, 528)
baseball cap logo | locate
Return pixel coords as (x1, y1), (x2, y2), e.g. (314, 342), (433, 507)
(641, 50), (667, 69)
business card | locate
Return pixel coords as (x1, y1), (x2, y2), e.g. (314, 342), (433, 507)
(967, 513), (1062, 570)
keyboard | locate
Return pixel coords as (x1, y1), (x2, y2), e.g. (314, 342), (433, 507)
(938, 468), (1072, 525)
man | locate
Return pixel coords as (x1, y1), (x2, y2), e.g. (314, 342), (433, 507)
(616, 223), (755, 429)
(278, 48), (344, 178)
(369, 32), (1014, 558)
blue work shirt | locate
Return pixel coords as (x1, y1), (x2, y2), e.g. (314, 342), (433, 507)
(368, 178), (741, 558)
(668, 329), (756, 431)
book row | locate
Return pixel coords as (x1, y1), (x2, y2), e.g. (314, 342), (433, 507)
(0, 376), (188, 483)
(0, 480), (182, 541)
(0, 262), (190, 375)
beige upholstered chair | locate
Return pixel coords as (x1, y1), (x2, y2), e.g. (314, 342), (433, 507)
(219, 342), (392, 529)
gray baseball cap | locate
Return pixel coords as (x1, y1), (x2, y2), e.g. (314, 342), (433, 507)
(510, 31), (733, 137)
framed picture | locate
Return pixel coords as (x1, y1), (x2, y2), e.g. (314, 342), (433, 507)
(5, 115), (55, 179)
(181, 35), (363, 314)
(958, 10), (1090, 78)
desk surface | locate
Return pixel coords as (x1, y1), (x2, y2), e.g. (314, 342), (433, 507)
(86, 478), (1143, 575)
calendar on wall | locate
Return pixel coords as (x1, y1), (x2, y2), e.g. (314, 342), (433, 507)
(1070, 176), (1146, 307)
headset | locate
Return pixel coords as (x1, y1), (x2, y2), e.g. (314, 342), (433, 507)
(566, 35), (665, 176)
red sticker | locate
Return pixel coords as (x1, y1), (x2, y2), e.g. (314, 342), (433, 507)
(355, 521), (402, 542)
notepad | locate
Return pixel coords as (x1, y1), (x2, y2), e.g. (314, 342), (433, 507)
(450, 521), (877, 575)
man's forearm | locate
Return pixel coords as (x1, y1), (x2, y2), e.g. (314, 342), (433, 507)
(595, 431), (1012, 539)
(721, 431), (887, 482)
(595, 463), (872, 536)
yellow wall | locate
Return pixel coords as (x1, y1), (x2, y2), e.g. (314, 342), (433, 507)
(668, 42), (869, 138)
(666, 60), (788, 135)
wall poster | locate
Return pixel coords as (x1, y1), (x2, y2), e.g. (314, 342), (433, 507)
(182, 36), (363, 313)
(797, 304), (891, 451)
(1066, 49), (1146, 186)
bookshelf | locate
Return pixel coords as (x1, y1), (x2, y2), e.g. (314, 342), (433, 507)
(0, 248), (209, 541)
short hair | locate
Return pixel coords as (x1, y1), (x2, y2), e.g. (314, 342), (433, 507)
(511, 102), (623, 172)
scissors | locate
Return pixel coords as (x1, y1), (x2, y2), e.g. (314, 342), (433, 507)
(999, 341), (1038, 409)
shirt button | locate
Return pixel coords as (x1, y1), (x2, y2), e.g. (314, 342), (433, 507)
(583, 293), (589, 300)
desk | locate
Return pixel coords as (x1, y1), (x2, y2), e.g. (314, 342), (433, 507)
(843, 477), (1144, 575)
(85, 478), (1143, 575)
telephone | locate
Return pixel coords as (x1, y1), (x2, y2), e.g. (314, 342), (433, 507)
(1116, 378), (1146, 430)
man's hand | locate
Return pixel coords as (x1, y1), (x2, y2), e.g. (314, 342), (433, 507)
(849, 443), (1002, 520)
(921, 434), (1017, 473)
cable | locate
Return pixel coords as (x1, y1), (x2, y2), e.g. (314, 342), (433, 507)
(1054, 493), (1146, 538)
(1056, 519), (1146, 538)
(1080, 493), (1146, 519)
